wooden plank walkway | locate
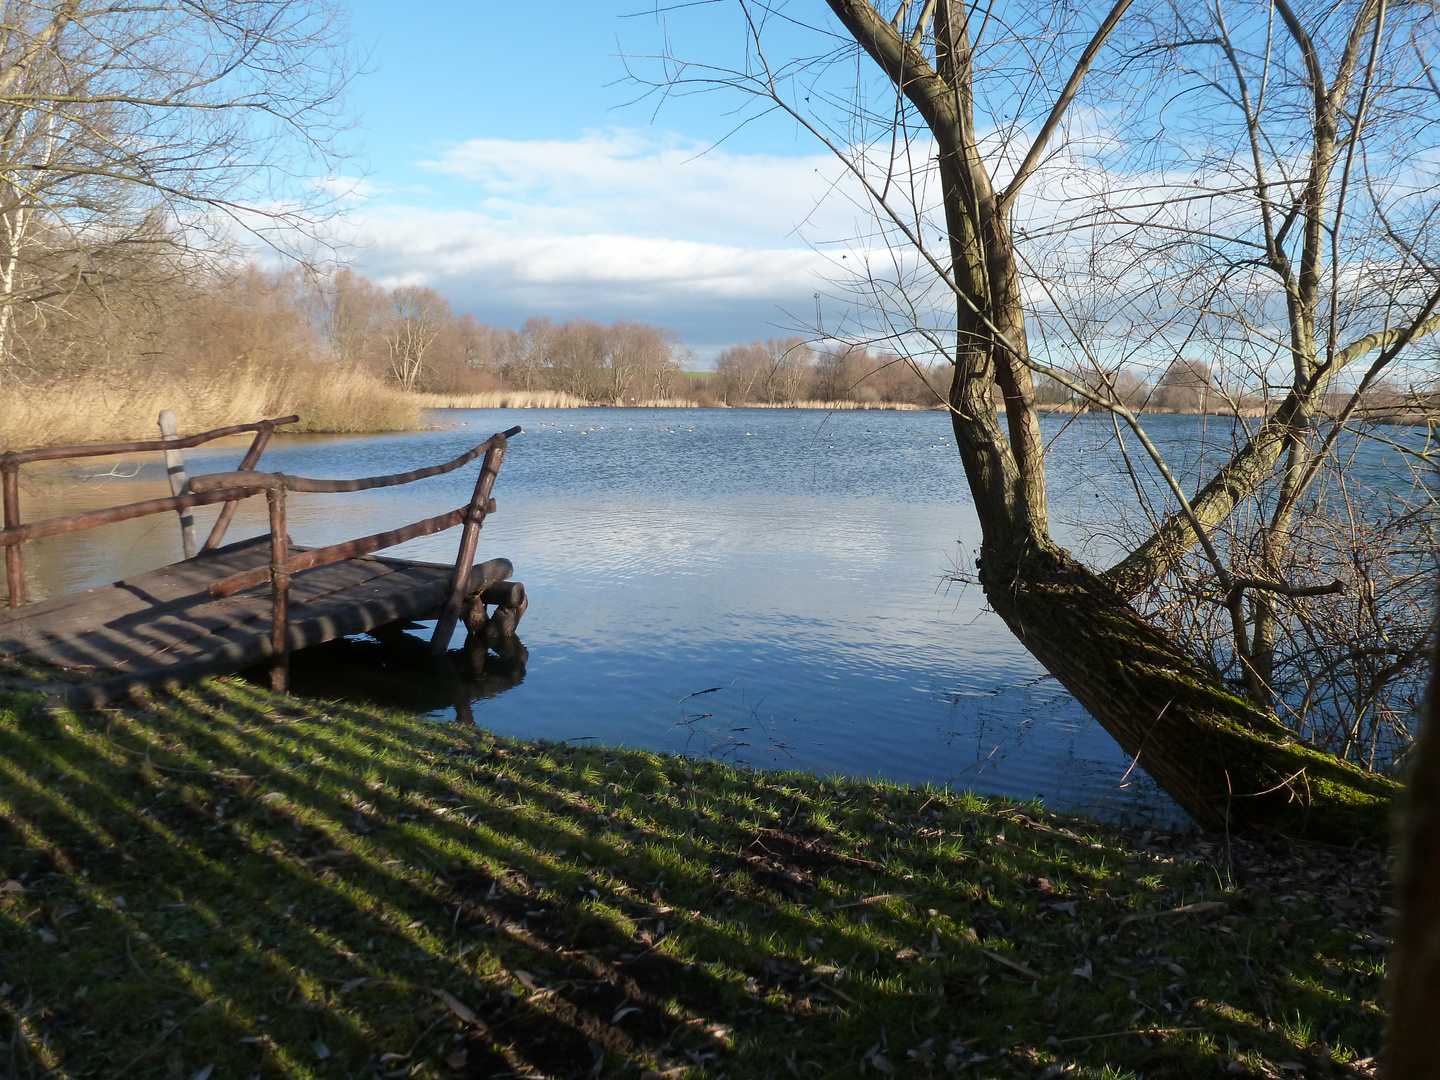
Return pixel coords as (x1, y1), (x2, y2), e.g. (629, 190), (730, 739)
(0, 536), (514, 708)
(1, 417), (528, 709)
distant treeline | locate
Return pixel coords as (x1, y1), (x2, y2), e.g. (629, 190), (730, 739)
(4, 263), (1430, 449)
(1029, 360), (1438, 422)
(318, 272), (949, 407)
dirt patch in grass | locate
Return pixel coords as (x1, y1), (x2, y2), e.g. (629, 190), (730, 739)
(0, 677), (1389, 1078)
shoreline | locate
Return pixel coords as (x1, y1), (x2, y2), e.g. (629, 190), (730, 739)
(0, 674), (1388, 1077)
(4, 376), (1429, 453)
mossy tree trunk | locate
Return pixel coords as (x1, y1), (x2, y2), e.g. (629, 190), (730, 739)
(826, 0), (1403, 847)
(980, 542), (1397, 846)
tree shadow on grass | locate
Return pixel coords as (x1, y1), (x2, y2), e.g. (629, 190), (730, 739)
(0, 679), (1387, 1078)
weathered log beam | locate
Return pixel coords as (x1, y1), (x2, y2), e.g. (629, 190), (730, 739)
(482, 593), (528, 647)
(464, 580), (527, 642)
(191, 425), (521, 496)
(0, 415), (299, 465)
(0, 485), (265, 547)
(479, 581), (525, 608)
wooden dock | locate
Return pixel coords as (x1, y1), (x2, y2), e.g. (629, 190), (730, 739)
(0, 416), (527, 709)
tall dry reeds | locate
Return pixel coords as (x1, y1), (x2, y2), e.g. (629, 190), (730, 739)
(0, 364), (420, 450)
(742, 399), (932, 411)
(406, 390), (935, 411)
(410, 389), (589, 410)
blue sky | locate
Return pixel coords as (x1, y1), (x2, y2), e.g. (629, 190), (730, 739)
(335, 1), (853, 359)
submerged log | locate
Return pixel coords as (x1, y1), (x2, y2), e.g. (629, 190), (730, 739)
(479, 581), (525, 608)
(462, 565), (523, 637)
(482, 592), (528, 647)
(462, 597), (488, 636)
(981, 543), (1398, 848)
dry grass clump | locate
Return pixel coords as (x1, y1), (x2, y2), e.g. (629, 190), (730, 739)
(0, 365), (420, 449)
(292, 365), (422, 434)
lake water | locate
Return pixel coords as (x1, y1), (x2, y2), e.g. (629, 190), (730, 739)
(14, 405), (1332, 826)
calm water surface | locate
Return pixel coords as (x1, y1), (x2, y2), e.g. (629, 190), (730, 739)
(17, 406), (1335, 825)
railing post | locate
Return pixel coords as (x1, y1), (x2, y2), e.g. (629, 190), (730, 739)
(203, 421), (274, 552)
(267, 484), (290, 692)
(157, 409), (197, 559)
(2, 456), (22, 607)
(430, 435), (508, 655)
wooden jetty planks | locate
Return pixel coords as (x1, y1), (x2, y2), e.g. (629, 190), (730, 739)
(1, 419), (525, 706)
(0, 534), (515, 706)
(0, 536), (278, 652)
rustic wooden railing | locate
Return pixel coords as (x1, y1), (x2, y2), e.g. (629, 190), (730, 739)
(1, 418), (522, 693)
(1, 415), (301, 608)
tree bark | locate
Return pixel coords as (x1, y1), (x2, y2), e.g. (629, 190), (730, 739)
(981, 541), (1398, 845)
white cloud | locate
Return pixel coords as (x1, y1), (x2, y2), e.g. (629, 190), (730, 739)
(333, 128), (872, 346)
(416, 128), (859, 246)
(341, 206), (833, 345)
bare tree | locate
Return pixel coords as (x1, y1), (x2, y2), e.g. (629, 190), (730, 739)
(640, 0), (1440, 842)
(717, 335), (813, 403)
(386, 285), (450, 393)
(504, 316), (556, 391)
(0, 0), (354, 378)
(810, 343), (863, 401)
(546, 318), (608, 400)
(318, 268), (388, 373)
(603, 318), (684, 402)
(1388, 595), (1440, 1078)
(715, 340), (768, 404)
(1153, 360), (1214, 414)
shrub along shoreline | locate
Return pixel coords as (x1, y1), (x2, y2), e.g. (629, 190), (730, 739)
(0, 675), (1387, 1079)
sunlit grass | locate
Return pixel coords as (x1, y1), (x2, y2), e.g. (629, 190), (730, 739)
(0, 679), (1388, 1078)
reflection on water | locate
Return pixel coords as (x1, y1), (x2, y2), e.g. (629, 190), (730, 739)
(20, 407), (1384, 825)
(245, 628), (528, 724)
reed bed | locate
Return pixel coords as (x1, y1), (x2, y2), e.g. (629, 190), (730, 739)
(411, 390), (590, 410)
(410, 391), (933, 411)
(0, 365), (421, 449)
(745, 398), (932, 410)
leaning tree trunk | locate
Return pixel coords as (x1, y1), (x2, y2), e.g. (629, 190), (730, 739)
(823, 0), (1399, 849)
(980, 540), (1398, 847)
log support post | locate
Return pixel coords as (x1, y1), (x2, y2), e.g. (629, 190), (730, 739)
(158, 409), (198, 559)
(483, 593), (528, 647)
(2, 456), (21, 607)
(431, 435), (508, 655)
(267, 485), (290, 692)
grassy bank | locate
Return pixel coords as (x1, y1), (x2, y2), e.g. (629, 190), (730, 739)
(0, 679), (1387, 1078)
(0, 367), (421, 450)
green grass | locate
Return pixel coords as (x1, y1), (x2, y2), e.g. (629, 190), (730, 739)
(0, 680), (1387, 1078)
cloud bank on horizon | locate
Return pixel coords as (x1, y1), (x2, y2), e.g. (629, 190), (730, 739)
(339, 128), (868, 356)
